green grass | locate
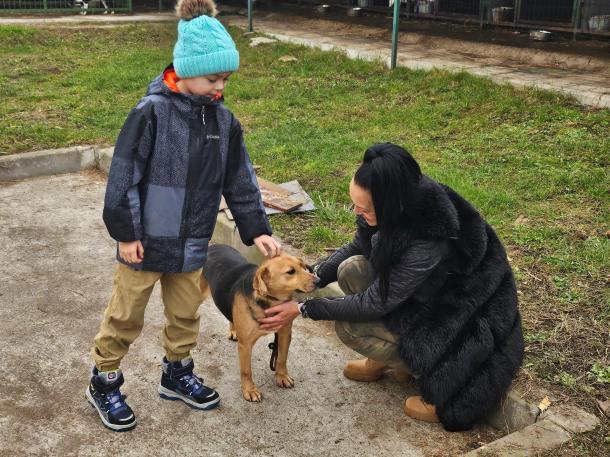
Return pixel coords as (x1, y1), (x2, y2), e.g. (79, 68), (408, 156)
(1, 23), (609, 434)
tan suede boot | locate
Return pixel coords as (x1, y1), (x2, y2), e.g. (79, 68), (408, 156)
(404, 396), (439, 423)
(343, 358), (387, 382)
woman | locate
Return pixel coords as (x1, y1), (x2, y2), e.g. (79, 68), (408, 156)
(259, 143), (524, 431)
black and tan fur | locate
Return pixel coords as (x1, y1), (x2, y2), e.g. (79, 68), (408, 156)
(201, 244), (317, 402)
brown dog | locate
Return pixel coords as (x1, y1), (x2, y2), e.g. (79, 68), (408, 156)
(200, 244), (317, 402)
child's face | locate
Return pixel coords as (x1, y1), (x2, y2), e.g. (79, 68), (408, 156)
(178, 72), (232, 99)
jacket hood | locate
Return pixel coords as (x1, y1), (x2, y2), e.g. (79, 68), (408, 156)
(146, 65), (224, 107)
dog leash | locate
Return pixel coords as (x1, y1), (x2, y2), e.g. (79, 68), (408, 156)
(268, 333), (279, 371)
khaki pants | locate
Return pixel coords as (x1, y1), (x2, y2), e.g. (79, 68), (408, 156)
(92, 263), (203, 371)
(334, 256), (408, 371)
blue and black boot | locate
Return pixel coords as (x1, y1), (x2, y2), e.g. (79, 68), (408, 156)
(158, 357), (220, 410)
(86, 367), (136, 431)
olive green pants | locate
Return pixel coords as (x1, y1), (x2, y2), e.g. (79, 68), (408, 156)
(334, 255), (408, 371)
(91, 263), (203, 371)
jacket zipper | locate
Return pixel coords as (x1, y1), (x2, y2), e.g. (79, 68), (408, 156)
(201, 105), (206, 126)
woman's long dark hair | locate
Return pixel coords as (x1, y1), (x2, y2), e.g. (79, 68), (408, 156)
(354, 143), (422, 302)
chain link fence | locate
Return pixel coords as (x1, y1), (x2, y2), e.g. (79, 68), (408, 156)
(280, 0), (610, 37)
(0, 0), (131, 13)
(480, 0), (610, 35)
(2, 0), (608, 38)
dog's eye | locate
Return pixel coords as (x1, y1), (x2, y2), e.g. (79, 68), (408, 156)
(286, 268), (295, 275)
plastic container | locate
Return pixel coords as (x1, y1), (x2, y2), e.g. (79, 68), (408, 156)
(417, 1), (433, 15)
(529, 30), (552, 41)
(492, 6), (514, 24)
(589, 15), (610, 32)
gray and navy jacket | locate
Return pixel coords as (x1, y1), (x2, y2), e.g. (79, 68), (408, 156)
(103, 66), (271, 273)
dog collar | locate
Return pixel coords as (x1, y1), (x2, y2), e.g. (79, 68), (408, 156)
(255, 297), (271, 308)
(255, 293), (279, 307)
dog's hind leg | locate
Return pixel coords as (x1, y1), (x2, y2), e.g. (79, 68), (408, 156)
(274, 323), (295, 388)
(228, 322), (238, 341)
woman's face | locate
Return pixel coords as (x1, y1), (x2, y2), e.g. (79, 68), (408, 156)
(349, 179), (377, 227)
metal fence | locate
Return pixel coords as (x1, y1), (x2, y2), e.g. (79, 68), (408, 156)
(438, 0), (480, 16)
(479, 0), (610, 34)
(519, 0), (574, 24)
(0, 0), (132, 13)
(285, 0), (610, 37)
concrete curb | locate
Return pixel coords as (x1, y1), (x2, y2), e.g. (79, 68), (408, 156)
(0, 146), (97, 181)
(2, 145), (601, 455)
(464, 419), (572, 457)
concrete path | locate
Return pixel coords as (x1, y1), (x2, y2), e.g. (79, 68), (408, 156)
(1, 11), (608, 108)
(0, 171), (502, 456)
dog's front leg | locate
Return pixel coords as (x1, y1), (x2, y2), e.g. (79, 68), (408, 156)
(275, 323), (294, 388)
(237, 340), (262, 402)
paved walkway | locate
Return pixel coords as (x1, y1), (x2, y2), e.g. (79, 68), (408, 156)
(1, 11), (608, 108)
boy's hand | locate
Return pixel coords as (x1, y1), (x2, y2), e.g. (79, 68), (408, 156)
(253, 235), (281, 258)
(118, 240), (144, 264)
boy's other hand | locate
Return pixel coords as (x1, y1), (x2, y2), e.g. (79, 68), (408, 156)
(253, 235), (281, 258)
(118, 240), (144, 264)
(258, 300), (300, 331)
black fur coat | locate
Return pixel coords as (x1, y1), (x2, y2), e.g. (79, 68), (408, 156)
(306, 176), (524, 431)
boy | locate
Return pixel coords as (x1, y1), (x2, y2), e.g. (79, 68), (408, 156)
(86, 0), (280, 431)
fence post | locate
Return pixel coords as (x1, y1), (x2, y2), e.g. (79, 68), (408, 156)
(390, 0), (401, 69)
(572, 0), (582, 41)
(43, 0), (47, 11)
(158, 0), (162, 13)
(514, 0), (521, 25)
(479, 0), (485, 30)
(248, 0), (253, 32)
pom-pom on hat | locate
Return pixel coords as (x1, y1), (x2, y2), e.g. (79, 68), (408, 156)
(173, 0), (240, 78)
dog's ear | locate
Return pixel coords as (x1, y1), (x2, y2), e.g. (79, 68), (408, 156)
(253, 266), (269, 296)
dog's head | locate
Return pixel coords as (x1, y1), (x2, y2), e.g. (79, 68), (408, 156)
(253, 254), (318, 300)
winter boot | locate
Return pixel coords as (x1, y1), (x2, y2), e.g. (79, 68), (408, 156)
(343, 358), (387, 382)
(158, 357), (220, 410)
(86, 367), (136, 431)
(404, 396), (439, 423)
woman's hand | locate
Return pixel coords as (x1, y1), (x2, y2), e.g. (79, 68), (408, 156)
(118, 240), (144, 264)
(254, 235), (282, 258)
(258, 300), (300, 331)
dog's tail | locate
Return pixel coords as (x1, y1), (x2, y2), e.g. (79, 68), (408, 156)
(200, 274), (210, 300)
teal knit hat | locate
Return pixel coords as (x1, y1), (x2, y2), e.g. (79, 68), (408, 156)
(173, 0), (240, 78)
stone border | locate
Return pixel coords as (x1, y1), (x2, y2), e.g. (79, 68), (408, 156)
(0, 146), (97, 181)
(0, 146), (600, 455)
